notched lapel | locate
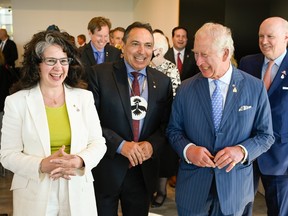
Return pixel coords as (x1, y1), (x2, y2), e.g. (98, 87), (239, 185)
(113, 63), (133, 129)
(195, 77), (214, 131)
(220, 69), (244, 129)
(140, 70), (157, 136)
(268, 52), (288, 96)
(26, 86), (51, 156)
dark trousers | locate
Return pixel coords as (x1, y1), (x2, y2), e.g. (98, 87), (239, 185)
(96, 166), (150, 216)
(262, 174), (288, 216)
(243, 161), (288, 216)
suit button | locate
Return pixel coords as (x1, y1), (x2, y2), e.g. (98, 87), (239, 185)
(210, 168), (214, 174)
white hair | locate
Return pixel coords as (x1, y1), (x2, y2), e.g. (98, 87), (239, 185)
(153, 32), (169, 55)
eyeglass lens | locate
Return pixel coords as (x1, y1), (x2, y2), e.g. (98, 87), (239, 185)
(43, 57), (72, 66)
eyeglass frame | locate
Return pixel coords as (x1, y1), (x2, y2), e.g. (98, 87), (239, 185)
(41, 57), (73, 66)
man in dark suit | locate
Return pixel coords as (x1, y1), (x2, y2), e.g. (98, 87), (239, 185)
(81, 16), (121, 79)
(164, 26), (199, 81)
(0, 28), (18, 68)
(167, 22), (274, 216)
(239, 17), (288, 216)
(87, 22), (172, 216)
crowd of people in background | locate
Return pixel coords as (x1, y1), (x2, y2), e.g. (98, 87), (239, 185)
(0, 15), (288, 216)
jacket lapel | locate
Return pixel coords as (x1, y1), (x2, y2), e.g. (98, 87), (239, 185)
(26, 85), (51, 156)
(140, 68), (157, 138)
(268, 52), (288, 96)
(220, 68), (244, 130)
(195, 75), (215, 132)
(113, 62), (133, 132)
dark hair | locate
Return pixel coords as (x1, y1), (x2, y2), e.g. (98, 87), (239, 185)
(113, 27), (125, 33)
(46, 24), (60, 32)
(11, 30), (86, 93)
(172, 26), (188, 37)
(123, 22), (153, 44)
(77, 34), (86, 42)
(87, 16), (111, 34)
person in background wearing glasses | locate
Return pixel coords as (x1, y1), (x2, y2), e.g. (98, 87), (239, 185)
(0, 30), (107, 216)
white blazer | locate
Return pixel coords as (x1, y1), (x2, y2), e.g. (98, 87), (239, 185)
(0, 84), (107, 216)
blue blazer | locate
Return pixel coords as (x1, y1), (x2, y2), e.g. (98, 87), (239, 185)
(167, 67), (274, 215)
(239, 52), (288, 175)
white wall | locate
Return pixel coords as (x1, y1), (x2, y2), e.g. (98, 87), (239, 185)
(11, 0), (179, 66)
(133, 0), (179, 46)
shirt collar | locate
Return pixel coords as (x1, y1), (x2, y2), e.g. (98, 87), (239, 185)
(90, 42), (104, 53)
(208, 63), (233, 85)
(124, 59), (147, 77)
(173, 47), (185, 56)
(264, 49), (287, 67)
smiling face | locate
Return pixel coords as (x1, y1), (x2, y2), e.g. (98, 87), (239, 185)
(39, 45), (69, 89)
(89, 25), (110, 51)
(193, 34), (229, 79)
(172, 29), (188, 51)
(122, 27), (154, 71)
(258, 17), (288, 60)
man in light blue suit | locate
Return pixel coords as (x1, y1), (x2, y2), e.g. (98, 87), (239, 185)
(239, 17), (288, 216)
(167, 22), (274, 216)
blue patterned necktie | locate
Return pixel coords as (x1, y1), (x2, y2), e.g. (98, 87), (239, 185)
(211, 80), (223, 131)
(96, 51), (104, 64)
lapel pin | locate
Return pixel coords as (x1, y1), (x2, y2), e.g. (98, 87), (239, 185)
(281, 71), (286, 79)
(232, 84), (237, 93)
(73, 104), (80, 112)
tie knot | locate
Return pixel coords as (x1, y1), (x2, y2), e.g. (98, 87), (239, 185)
(131, 71), (140, 79)
(214, 79), (221, 87)
(267, 60), (274, 68)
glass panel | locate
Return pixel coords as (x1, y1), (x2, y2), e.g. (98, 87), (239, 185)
(0, 7), (13, 39)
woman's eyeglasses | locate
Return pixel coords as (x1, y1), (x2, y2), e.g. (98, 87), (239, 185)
(42, 57), (73, 66)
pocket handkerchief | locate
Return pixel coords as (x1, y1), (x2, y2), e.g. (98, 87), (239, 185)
(282, 86), (288, 90)
(238, 105), (252, 112)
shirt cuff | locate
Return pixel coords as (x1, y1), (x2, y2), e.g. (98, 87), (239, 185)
(237, 144), (248, 164)
(183, 143), (195, 164)
(117, 140), (125, 154)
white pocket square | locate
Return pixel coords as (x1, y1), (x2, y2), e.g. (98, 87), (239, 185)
(238, 105), (252, 111)
(282, 86), (288, 90)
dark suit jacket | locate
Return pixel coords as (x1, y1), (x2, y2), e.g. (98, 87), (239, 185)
(77, 43), (86, 55)
(81, 41), (121, 68)
(2, 39), (18, 67)
(88, 60), (173, 196)
(0, 65), (12, 111)
(239, 51), (288, 175)
(167, 67), (274, 214)
(164, 47), (199, 81)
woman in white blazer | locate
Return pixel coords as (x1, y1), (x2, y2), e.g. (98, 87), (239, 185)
(0, 30), (107, 216)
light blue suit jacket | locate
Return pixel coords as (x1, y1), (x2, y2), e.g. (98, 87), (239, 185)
(167, 67), (274, 215)
(239, 51), (288, 175)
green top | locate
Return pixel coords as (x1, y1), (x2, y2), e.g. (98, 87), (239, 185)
(46, 103), (71, 154)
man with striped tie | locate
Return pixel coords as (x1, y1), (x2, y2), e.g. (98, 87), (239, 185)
(167, 22), (274, 216)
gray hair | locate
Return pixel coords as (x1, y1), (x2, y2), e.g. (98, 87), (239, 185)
(195, 22), (234, 58)
(35, 34), (57, 58)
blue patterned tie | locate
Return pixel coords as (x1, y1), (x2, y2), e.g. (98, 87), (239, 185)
(212, 80), (223, 131)
(96, 51), (104, 64)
